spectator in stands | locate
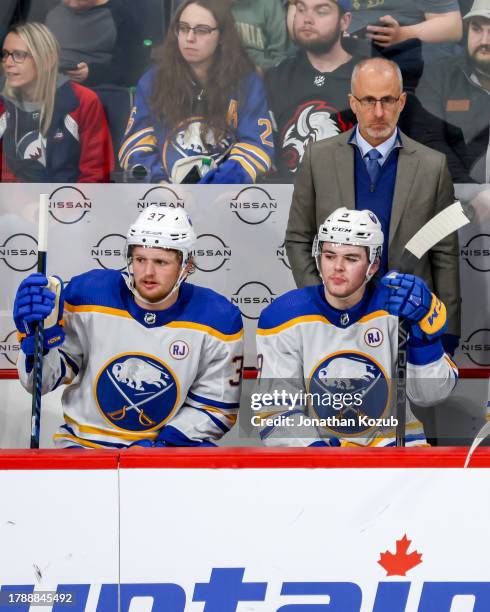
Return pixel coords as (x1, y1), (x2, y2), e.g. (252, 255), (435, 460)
(265, 0), (357, 179)
(228, 0), (288, 72)
(45, 0), (147, 87)
(119, 0), (274, 184)
(347, 0), (463, 90)
(412, 0), (490, 183)
(174, 0), (289, 71)
(0, 22), (113, 182)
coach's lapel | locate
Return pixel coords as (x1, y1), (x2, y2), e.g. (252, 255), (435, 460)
(389, 146), (419, 246)
(334, 141), (355, 209)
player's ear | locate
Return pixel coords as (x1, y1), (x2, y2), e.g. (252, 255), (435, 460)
(371, 256), (381, 276)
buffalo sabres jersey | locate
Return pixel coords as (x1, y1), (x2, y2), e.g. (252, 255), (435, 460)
(118, 70), (274, 183)
(255, 283), (458, 447)
(18, 270), (244, 448)
(265, 52), (356, 178)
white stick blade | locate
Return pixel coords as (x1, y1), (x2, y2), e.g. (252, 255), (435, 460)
(405, 201), (471, 260)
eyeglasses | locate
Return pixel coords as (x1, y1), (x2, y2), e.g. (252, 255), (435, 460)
(1, 49), (32, 64)
(352, 95), (401, 109)
(175, 23), (219, 37)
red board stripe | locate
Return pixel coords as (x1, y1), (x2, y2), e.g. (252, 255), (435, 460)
(0, 448), (489, 469)
(2, 368), (490, 380)
(118, 447), (490, 469)
(0, 450), (119, 469)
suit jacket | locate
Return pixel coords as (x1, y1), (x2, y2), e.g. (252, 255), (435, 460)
(285, 127), (461, 336)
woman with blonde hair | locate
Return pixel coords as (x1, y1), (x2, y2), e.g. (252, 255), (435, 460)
(0, 22), (113, 182)
(119, 0), (274, 184)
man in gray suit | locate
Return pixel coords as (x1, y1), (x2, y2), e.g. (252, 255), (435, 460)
(286, 57), (460, 351)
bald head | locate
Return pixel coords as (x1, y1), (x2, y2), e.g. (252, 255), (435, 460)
(348, 58), (406, 147)
(351, 58), (403, 97)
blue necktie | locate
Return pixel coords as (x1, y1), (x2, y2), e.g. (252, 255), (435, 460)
(365, 148), (382, 185)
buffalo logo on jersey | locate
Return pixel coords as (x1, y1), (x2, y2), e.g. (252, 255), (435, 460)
(308, 352), (390, 435)
(95, 353), (179, 431)
(281, 101), (354, 172)
(174, 119), (230, 159)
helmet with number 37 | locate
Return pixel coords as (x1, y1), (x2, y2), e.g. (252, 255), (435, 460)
(125, 205), (197, 305)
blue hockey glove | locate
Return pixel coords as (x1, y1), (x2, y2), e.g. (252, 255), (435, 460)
(199, 159), (253, 184)
(309, 438), (341, 447)
(128, 439), (168, 448)
(128, 437), (217, 448)
(14, 273), (65, 356)
(381, 271), (447, 341)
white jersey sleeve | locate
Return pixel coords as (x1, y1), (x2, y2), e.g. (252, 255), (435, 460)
(406, 341), (458, 407)
(156, 324), (243, 445)
(17, 312), (83, 396)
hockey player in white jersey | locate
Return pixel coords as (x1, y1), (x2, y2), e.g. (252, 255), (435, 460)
(14, 206), (244, 448)
(255, 207), (458, 447)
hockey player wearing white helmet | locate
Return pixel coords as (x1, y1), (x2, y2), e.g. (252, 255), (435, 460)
(125, 206), (196, 308)
(255, 207), (458, 447)
(14, 205), (244, 448)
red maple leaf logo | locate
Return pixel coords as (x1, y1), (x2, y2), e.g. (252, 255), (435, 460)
(378, 535), (423, 576)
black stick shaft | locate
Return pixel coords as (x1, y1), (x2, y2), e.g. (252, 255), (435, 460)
(395, 321), (408, 447)
(395, 251), (417, 448)
(30, 250), (46, 449)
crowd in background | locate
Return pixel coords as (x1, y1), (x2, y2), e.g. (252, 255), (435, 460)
(0, 0), (488, 184)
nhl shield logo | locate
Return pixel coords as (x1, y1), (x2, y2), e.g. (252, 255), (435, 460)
(308, 351), (390, 435)
(95, 353), (180, 431)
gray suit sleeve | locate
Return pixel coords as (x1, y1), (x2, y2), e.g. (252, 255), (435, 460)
(428, 156), (461, 337)
(285, 144), (321, 287)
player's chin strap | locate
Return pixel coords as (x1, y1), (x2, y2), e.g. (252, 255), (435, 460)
(124, 260), (190, 308)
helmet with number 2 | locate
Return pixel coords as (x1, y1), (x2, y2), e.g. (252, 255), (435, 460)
(312, 207), (384, 282)
(125, 205), (197, 305)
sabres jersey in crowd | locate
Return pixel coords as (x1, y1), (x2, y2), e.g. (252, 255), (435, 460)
(18, 270), (244, 448)
(265, 52), (356, 178)
(118, 69), (274, 183)
(255, 283), (458, 447)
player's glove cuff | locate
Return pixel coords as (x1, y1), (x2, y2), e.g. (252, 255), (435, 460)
(18, 325), (65, 357)
(413, 293), (447, 341)
(407, 335), (445, 365)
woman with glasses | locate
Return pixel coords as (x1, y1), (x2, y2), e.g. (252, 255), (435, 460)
(0, 22), (113, 182)
(119, 0), (274, 184)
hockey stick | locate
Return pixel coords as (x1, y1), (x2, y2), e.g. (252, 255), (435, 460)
(30, 194), (49, 449)
(394, 201), (473, 446)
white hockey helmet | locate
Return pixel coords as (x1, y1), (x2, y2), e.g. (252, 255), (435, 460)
(126, 205), (196, 261)
(125, 205), (197, 306)
(313, 207), (384, 281)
